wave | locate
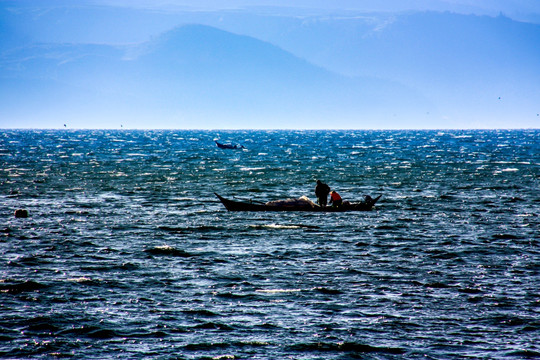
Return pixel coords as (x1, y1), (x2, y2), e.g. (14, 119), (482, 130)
(492, 233), (523, 240)
(192, 322), (235, 331)
(157, 225), (226, 233)
(0, 280), (47, 294)
(182, 340), (270, 351)
(6, 255), (53, 267)
(2, 129), (538, 359)
(182, 309), (220, 317)
(58, 325), (120, 339)
(286, 342), (405, 355)
(249, 223), (320, 230)
(256, 288), (302, 294)
(144, 245), (194, 257)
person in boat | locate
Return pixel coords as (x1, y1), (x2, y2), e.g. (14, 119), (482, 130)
(329, 190), (343, 207)
(315, 180), (331, 207)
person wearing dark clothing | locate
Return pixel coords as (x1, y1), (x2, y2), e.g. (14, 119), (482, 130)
(330, 191), (342, 207)
(315, 180), (331, 207)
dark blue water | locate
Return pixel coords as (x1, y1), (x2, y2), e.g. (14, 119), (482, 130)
(1, 129), (539, 359)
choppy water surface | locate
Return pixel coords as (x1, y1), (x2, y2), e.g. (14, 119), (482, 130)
(1, 130), (539, 359)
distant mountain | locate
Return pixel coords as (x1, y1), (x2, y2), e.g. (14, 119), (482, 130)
(1, 9), (539, 129)
(267, 12), (540, 94)
(211, 11), (540, 127)
(0, 24), (431, 129)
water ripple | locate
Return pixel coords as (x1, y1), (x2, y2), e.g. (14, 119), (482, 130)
(0, 129), (538, 359)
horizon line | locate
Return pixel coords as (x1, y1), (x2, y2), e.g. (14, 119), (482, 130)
(1, 127), (539, 131)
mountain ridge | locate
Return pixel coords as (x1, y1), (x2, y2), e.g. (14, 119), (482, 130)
(1, 24), (430, 129)
(1, 10), (539, 129)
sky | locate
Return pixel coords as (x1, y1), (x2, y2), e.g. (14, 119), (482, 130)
(1, 0), (539, 129)
(88, 0), (540, 22)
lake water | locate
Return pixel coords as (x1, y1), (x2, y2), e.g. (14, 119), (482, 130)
(1, 129), (539, 359)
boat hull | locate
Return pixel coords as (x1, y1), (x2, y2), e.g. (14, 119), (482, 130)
(215, 193), (380, 212)
(215, 141), (244, 149)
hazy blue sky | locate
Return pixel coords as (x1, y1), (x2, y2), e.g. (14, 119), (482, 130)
(1, 0), (539, 129)
(89, 0), (540, 16)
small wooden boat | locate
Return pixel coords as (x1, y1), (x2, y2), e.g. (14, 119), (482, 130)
(215, 141), (245, 149)
(215, 193), (381, 212)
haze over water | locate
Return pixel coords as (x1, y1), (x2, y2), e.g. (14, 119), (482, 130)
(1, 129), (539, 359)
